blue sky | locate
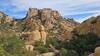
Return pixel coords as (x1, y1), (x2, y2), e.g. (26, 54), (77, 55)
(0, 0), (100, 22)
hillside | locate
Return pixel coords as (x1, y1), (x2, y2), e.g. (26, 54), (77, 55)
(0, 8), (79, 41)
(75, 15), (100, 36)
(0, 8), (100, 56)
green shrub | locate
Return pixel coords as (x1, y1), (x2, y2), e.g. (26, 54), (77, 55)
(58, 48), (78, 56)
(34, 41), (49, 53)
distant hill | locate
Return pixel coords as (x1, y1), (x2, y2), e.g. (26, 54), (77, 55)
(75, 15), (100, 36)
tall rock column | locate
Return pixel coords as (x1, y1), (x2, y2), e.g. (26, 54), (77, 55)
(25, 34), (35, 51)
(39, 25), (47, 45)
(41, 8), (54, 30)
(26, 8), (39, 19)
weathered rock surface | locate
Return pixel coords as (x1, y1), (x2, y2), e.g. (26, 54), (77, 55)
(0, 8), (79, 51)
(26, 8), (39, 19)
(20, 8), (79, 42)
(88, 47), (100, 56)
(88, 53), (94, 56)
(38, 52), (55, 56)
(0, 12), (13, 24)
(23, 25), (47, 51)
(94, 47), (100, 56)
(75, 15), (100, 36)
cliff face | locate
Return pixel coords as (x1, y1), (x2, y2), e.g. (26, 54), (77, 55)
(24, 8), (64, 31)
(23, 8), (78, 32)
(75, 15), (100, 36)
(22, 8), (79, 40)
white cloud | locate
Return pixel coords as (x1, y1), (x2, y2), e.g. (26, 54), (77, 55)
(0, 0), (100, 22)
(63, 10), (100, 16)
(11, 0), (100, 10)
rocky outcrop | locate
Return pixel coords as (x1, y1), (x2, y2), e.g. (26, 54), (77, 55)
(58, 19), (79, 41)
(75, 15), (100, 36)
(0, 12), (13, 24)
(0, 12), (4, 24)
(88, 53), (94, 56)
(24, 25), (47, 51)
(58, 30), (73, 41)
(26, 8), (39, 19)
(0, 8), (79, 51)
(24, 8), (78, 31)
(38, 52), (55, 56)
(21, 8), (78, 42)
(24, 25), (47, 44)
(39, 25), (47, 45)
(88, 47), (100, 56)
(94, 47), (100, 56)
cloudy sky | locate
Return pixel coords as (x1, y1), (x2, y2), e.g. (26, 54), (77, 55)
(0, 0), (100, 22)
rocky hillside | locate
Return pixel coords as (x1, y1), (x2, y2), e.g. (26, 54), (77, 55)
(0, 8), (100, 56)
(75, 15), (100, 36)
(0, 11), (13, 24)
(0, 8), (80, 55)
(0, 8), (79, 41)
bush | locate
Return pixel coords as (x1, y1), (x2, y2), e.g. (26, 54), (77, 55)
(0, 31), (37, 56)
(46, 37), (61, 49)
(58, 48), (78, 56)
(34, 41), (49, 53)
(64, 33), (100, 56)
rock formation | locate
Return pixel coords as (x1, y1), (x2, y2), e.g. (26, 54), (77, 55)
(38, 52), (55, 56)
(0, 12), (13, 24)
(88, 53), (94, 56)
(75, 15), (100, 36)
(39, 25), (47, 45)
(26, 8), (39, 19)
(94, 47), (100, 56)
(0, 8), (79, 51)
(20, 8), (78, 42)
(88, 47), (100, 56)
(24, 32), (36, 51)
